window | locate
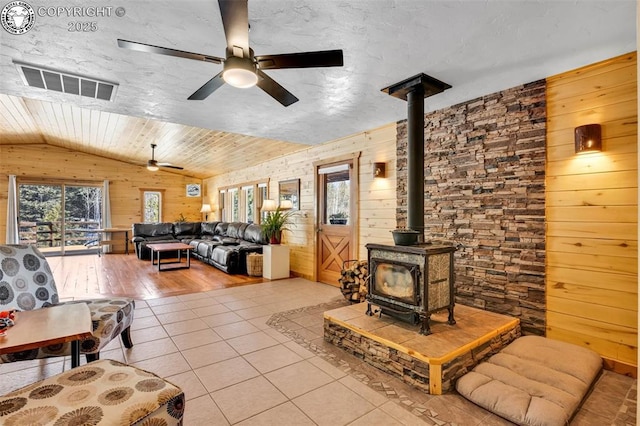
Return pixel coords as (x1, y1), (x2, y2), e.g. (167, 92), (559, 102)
(319, 164), (350, 225)
(229, 188), (239, 222)
(18, 182), (103, 255)
(242, 185), (254, 223)
(142, 190), (163, 223)
(219, 189), (226, 221)
(257, 183), (268, 224)
(219, 180), (268, 224)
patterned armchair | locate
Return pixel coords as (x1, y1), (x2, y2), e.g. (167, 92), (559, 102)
(0, 244), (135, 363)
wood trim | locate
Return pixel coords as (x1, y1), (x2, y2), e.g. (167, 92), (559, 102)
(219, 178), (269, 192)
(602, 357), (638, 379)
(17, 177), (103, 186)
(312, 152), (362, 168)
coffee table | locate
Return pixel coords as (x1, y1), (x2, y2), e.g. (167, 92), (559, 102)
(0, 304), (92, 368)
(146, 242), (194, 271)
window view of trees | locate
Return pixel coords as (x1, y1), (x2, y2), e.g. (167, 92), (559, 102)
(221, 181), (267, 224)
(143, 191), (161, 223)
(326, 170), (350, 224)
(18, 184), (102, 250)
(230, 189), (239, 222)
(244, 186), (254, 223)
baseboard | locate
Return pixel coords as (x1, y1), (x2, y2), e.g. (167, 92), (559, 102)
(290, 271), (313, 281)
(602, 357), (637, 378)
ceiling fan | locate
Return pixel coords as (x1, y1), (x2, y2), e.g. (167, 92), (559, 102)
(147, 144), (183, 171)
(117, 0), (344, 107)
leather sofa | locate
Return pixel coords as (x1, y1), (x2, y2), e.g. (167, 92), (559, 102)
(131, 221), (268, 274)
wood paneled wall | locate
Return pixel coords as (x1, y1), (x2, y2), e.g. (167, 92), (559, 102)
(204, 123), (397, 281)
(0, 144), (203, 245)
(546, 52), (638, 372)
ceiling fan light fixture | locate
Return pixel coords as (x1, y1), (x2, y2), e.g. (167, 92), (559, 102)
(147, 160), (159, 172)
(222, 56), (258, 88)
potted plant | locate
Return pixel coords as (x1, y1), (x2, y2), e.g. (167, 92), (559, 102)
(329, 212), (348, 225)
(261, 206), (295, 244)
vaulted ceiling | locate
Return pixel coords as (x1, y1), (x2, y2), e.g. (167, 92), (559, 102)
(0, 0), (636, 178)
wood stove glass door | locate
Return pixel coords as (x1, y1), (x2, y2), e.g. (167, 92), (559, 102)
(316, 158), (358, 286)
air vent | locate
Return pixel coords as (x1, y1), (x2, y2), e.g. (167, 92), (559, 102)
(13, 60), (118, 101)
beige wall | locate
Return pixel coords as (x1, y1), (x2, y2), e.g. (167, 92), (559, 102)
(0, 143), (203, 244)
(546, 52), (638, 372)
(204, 123), (397, 281)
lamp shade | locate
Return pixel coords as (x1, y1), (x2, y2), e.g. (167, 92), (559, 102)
(279, 200), (293, 210)
(261, 199), (278, 212)
(200, 204), (212, 213)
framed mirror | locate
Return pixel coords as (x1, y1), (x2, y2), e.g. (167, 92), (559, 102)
(278, 179), (300, 210)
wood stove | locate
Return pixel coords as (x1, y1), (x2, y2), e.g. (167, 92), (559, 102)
(366, 243), (456, 335)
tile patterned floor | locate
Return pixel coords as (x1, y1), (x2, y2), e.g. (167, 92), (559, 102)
(0, 278), (636, 425)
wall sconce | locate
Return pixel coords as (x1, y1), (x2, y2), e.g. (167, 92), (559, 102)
(575, 124), (602, 154)
(200, 204), (212, 221)
(373, 162), (386, 178)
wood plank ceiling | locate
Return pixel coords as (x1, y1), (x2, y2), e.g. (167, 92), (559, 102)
(0, 93), (307, 179)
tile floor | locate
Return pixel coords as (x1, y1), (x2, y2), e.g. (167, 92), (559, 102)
(0, 278), (636, 425)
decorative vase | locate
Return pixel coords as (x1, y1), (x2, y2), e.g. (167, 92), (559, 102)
(270, 230), (282, 245)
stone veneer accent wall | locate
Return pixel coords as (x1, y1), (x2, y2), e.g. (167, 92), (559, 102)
(396, 80), (546, 334)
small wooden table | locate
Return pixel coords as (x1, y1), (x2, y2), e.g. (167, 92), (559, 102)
(0, 304), (92, 368)
(146, 242), (194, 272)
(95, 228), (130, 255)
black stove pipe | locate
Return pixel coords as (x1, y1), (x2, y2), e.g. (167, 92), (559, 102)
(406, 86), (425, 243)
(381, 74), (451, 245)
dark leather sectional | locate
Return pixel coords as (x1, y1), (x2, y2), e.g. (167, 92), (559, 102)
(131, 221), (268, 274)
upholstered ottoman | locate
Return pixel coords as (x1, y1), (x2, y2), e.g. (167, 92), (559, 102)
(0, 359), (185, 425)
(456, 335), (602, 426)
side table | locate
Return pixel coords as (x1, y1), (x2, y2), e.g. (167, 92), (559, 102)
(263, 245), (290, 280)
(0, 304), (92, 368)
(96, 228), (130, 255)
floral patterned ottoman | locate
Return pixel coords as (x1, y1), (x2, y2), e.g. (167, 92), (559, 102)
(0, 359), (185, 425)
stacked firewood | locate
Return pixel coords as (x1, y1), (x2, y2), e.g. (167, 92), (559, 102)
(339, 260), (368, 303)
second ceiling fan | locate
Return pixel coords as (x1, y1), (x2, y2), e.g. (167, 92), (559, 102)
(147, 144), (183, 171)
(118, 0), (344, 106)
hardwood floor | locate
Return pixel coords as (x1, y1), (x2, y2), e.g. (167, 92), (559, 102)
(47, 253), (265, 300)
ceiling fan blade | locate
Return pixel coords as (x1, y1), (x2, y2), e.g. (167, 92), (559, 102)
(218, 0), (249, 56)
(159, 164), (184, 170)
(117, 39), (223, 64)
(256, 70), (298, 107)
(256, 50), (344, 70)
(188, 72), (225, 100)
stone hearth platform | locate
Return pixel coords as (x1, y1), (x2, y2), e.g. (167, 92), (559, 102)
(324, 303), (520, 395)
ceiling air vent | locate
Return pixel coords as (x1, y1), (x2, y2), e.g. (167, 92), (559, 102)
(13, 60), (118, 101)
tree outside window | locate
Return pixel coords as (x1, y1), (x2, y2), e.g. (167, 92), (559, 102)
(243, 186), (254, 223)
(143, 191), (162, 223)
(229, 188), (239, 222)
